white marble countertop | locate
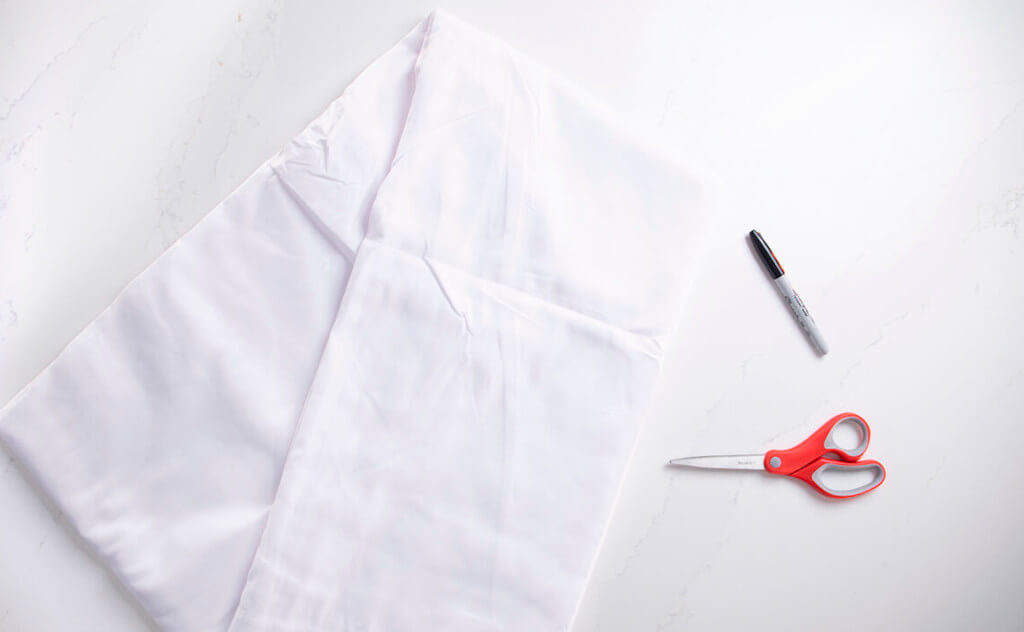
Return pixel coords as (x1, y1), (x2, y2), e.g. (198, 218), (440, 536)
(2, 1), (1023, 630)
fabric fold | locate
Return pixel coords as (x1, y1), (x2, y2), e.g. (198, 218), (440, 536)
(0, 10), (711, 631)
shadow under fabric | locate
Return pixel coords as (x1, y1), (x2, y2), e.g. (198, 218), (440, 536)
(0, 11), (710, 631)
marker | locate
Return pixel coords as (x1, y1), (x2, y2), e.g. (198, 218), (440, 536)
(749, 229), (828, 355)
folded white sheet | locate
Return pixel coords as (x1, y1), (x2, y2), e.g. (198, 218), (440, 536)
(0, 11), (710, 631)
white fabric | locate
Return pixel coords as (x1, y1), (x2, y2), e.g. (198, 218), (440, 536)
(0, 11), (710, 631)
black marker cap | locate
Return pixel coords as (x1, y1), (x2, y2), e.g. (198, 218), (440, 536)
(749, 229), (785, 279)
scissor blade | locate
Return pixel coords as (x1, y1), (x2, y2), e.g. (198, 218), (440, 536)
(667, 454), (766, 471)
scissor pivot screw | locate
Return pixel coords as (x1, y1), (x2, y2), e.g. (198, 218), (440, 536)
(769, 456), (782, 469)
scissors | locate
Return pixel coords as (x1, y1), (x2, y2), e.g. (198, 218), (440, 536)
(668, 412), (886, 499)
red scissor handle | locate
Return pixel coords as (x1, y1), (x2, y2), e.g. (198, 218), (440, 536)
(788, 458), (886, 499)
(764, 413), (885, 499)
(764, 413), (870, 474)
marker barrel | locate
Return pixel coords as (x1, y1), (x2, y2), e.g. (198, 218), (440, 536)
(773, 274), (829, 354)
